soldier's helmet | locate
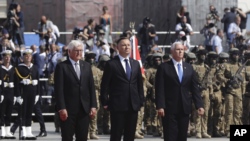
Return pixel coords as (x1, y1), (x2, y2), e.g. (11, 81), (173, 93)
(152, 52), (163, 59)
(219, 52), (229, 59)
(207, 51), (218, 58)
(196, 49), (207, 56)
(186, 52), (196, 59)
(163, 53), (171, 60)
(85, 51), (96, 59)
(244, 50), (250, 59)
(98, 54), (110, 62)
(229, 48), (240, 55)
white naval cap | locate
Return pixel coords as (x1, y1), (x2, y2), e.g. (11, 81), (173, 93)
(1, 50), (12, 55)
(22, 49), (33, 56)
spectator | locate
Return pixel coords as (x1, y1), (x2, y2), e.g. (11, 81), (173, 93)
(31, 45), (42, 75)
(228, 16), (241, 48)
(206, 5), (220, 25)
(93, 38), (110, 62)
(221, 7), (237, 38)
(52, 24), (60, 45)
(0, 29), (15, 49)
(100, 6), (113, 44)
(212, 29), (224, 54)
(83, 18), (95, 50)
(150, 44), (163, 54)
(176, 6), (191, 25)
(236, 8), (247, 35)
(13, 4), (25, 45)
(175, 16), (193, 51)
(138, 17), (156, 63)
(200, 19), (217, 51)
(175, 31), (188, 50)
(37, 15), (54, 49)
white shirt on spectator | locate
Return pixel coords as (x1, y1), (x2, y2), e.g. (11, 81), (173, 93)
(175, 23), (193, 49)
(53, 24), (60, 38)
(39, 52), (46, 72)
(227, 23), (241, 42)
(92, 39), (110, 61)
(212, 35), (223, 54)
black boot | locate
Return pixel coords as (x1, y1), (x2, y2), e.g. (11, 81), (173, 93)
(36, 130), (47, 137)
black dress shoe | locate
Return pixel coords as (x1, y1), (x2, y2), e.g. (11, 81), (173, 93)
(55, 128), (60, 133)
(10, 125), (18, 135)
(36, 131), (47, 137)
(26, 136), (37, 140)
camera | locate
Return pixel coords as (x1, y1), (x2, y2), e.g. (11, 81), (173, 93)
(72, 27), (83, 40)
(211, 8), (218, 15)
(180, 22), (190, 35)
(231, 6), (237, 13)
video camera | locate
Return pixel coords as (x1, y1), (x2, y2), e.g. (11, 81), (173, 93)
(211, 8), (218, 15)
(72, 27), (83, 40)
(180, 22), (190, 35)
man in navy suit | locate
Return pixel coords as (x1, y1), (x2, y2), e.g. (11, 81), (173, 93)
(155, 42), (204, 141)
(100, 37), (144, 141)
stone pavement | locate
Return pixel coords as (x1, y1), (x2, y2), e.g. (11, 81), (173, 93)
(3, 122), (229, 141)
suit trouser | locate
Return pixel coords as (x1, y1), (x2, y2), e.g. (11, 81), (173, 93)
(162, 112), (189, 141)
(110, 110), (138, 141)
(60, 110), (90, 141)
(242, 95), (250, 124)
(0, 98), (13, 126)
(33, 98), (46, 131)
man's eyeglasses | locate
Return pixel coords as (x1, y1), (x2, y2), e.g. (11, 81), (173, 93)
(73, 50), (83, 53)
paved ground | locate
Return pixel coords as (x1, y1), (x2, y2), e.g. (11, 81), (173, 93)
(4, 122), (229, 141)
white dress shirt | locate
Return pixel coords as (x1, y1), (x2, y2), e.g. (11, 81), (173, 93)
(69, 57), (80, 75)
(118, 55), (131, 73)
(172, 59), (183, 76)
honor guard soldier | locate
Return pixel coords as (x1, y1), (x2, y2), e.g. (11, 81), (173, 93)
(0, 50), (16, 139)
(14, 49), (40, 140)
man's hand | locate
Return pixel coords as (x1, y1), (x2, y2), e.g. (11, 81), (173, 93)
(157, 108), (165, 117)
(103, 105), (108, 110)
(59, 109), (68, 121)
(197, 108), (205, 116)
(90, 108), (97, 119)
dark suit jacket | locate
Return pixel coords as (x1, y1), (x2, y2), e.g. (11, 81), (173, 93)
(221, 12), (236, 33)
(155, 60), (203, 115)
(54, 59), (97, 114)
(32, 52), (43, 75)
(100, 56), (144, 111)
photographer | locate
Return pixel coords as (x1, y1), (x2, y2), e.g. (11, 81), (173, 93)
(212, 29), (224, 54)
(228, 16), (241, 48)
(206, 5), (220, 25)
(36, 15), (54, 50)
(236, 8), (247, 35)
(221, 7), (236, 37)
(92, 30), (110, 62)
(138, 17), (156, 63)
(200, 19), (216, 51)
(175, 16), (193, 50)
(82, 18), (95, 50)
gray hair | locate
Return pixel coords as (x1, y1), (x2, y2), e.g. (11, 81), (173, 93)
(170, 42), (183, 51)
(68, 40), (83, 50)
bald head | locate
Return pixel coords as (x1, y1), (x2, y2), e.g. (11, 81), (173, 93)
(41, 16), (47, 23)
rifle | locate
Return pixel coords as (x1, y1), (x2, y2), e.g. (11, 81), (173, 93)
(227, 59), (249, 89)
(199, 67), (211, 91)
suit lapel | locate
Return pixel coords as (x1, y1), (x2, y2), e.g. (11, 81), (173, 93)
(129, 58), (134, 80)
(80, 61), (84, 82)
(66, 60), (79, 81)
(114, 56), (129, 81)
(169, 59), (180, 84)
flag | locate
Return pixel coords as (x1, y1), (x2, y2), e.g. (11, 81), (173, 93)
(130, 35), (145, 74)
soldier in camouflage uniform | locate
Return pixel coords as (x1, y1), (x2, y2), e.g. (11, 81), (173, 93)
(162, 53), (171, 63)
(242, 51), (250, 125)
(146, 53), (163, 137)
(217, 48), (245, 138)
(206, 51), (224, 137)
(186, 52), (197, 137)
(192, 49), (211, 138)
(135, 74), (152, 139)
(85, 51), (103, 139)
(144, 54), (154, 135)
(216, 52), (230, 136)
(97, 54), (111, 135)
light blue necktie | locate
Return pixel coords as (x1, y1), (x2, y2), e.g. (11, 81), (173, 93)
(177, 63), (183, 82)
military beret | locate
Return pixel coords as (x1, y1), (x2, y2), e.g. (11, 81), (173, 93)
(219, 52), (229, 58)
(186, 52), (196, 59)
(1, 50), (12, 56)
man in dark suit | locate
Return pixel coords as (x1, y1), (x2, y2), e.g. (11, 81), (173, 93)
(155, 42), (204, 141)
(54, 40), (97, 141)
(100, 37), (144, 141)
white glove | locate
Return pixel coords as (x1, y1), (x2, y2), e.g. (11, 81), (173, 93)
(13, 97), (17, 105)
(16, 96), (23, 105)
(34, 95), (39, 104)
(0, 95), (4, 103)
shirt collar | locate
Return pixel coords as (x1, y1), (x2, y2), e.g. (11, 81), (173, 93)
(18, 63), (33, 69)
(118, 54), (130, 61)
(2, 65), (13, 71)
(172, 58), (183, 66)
(69, 57), (80, 65)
